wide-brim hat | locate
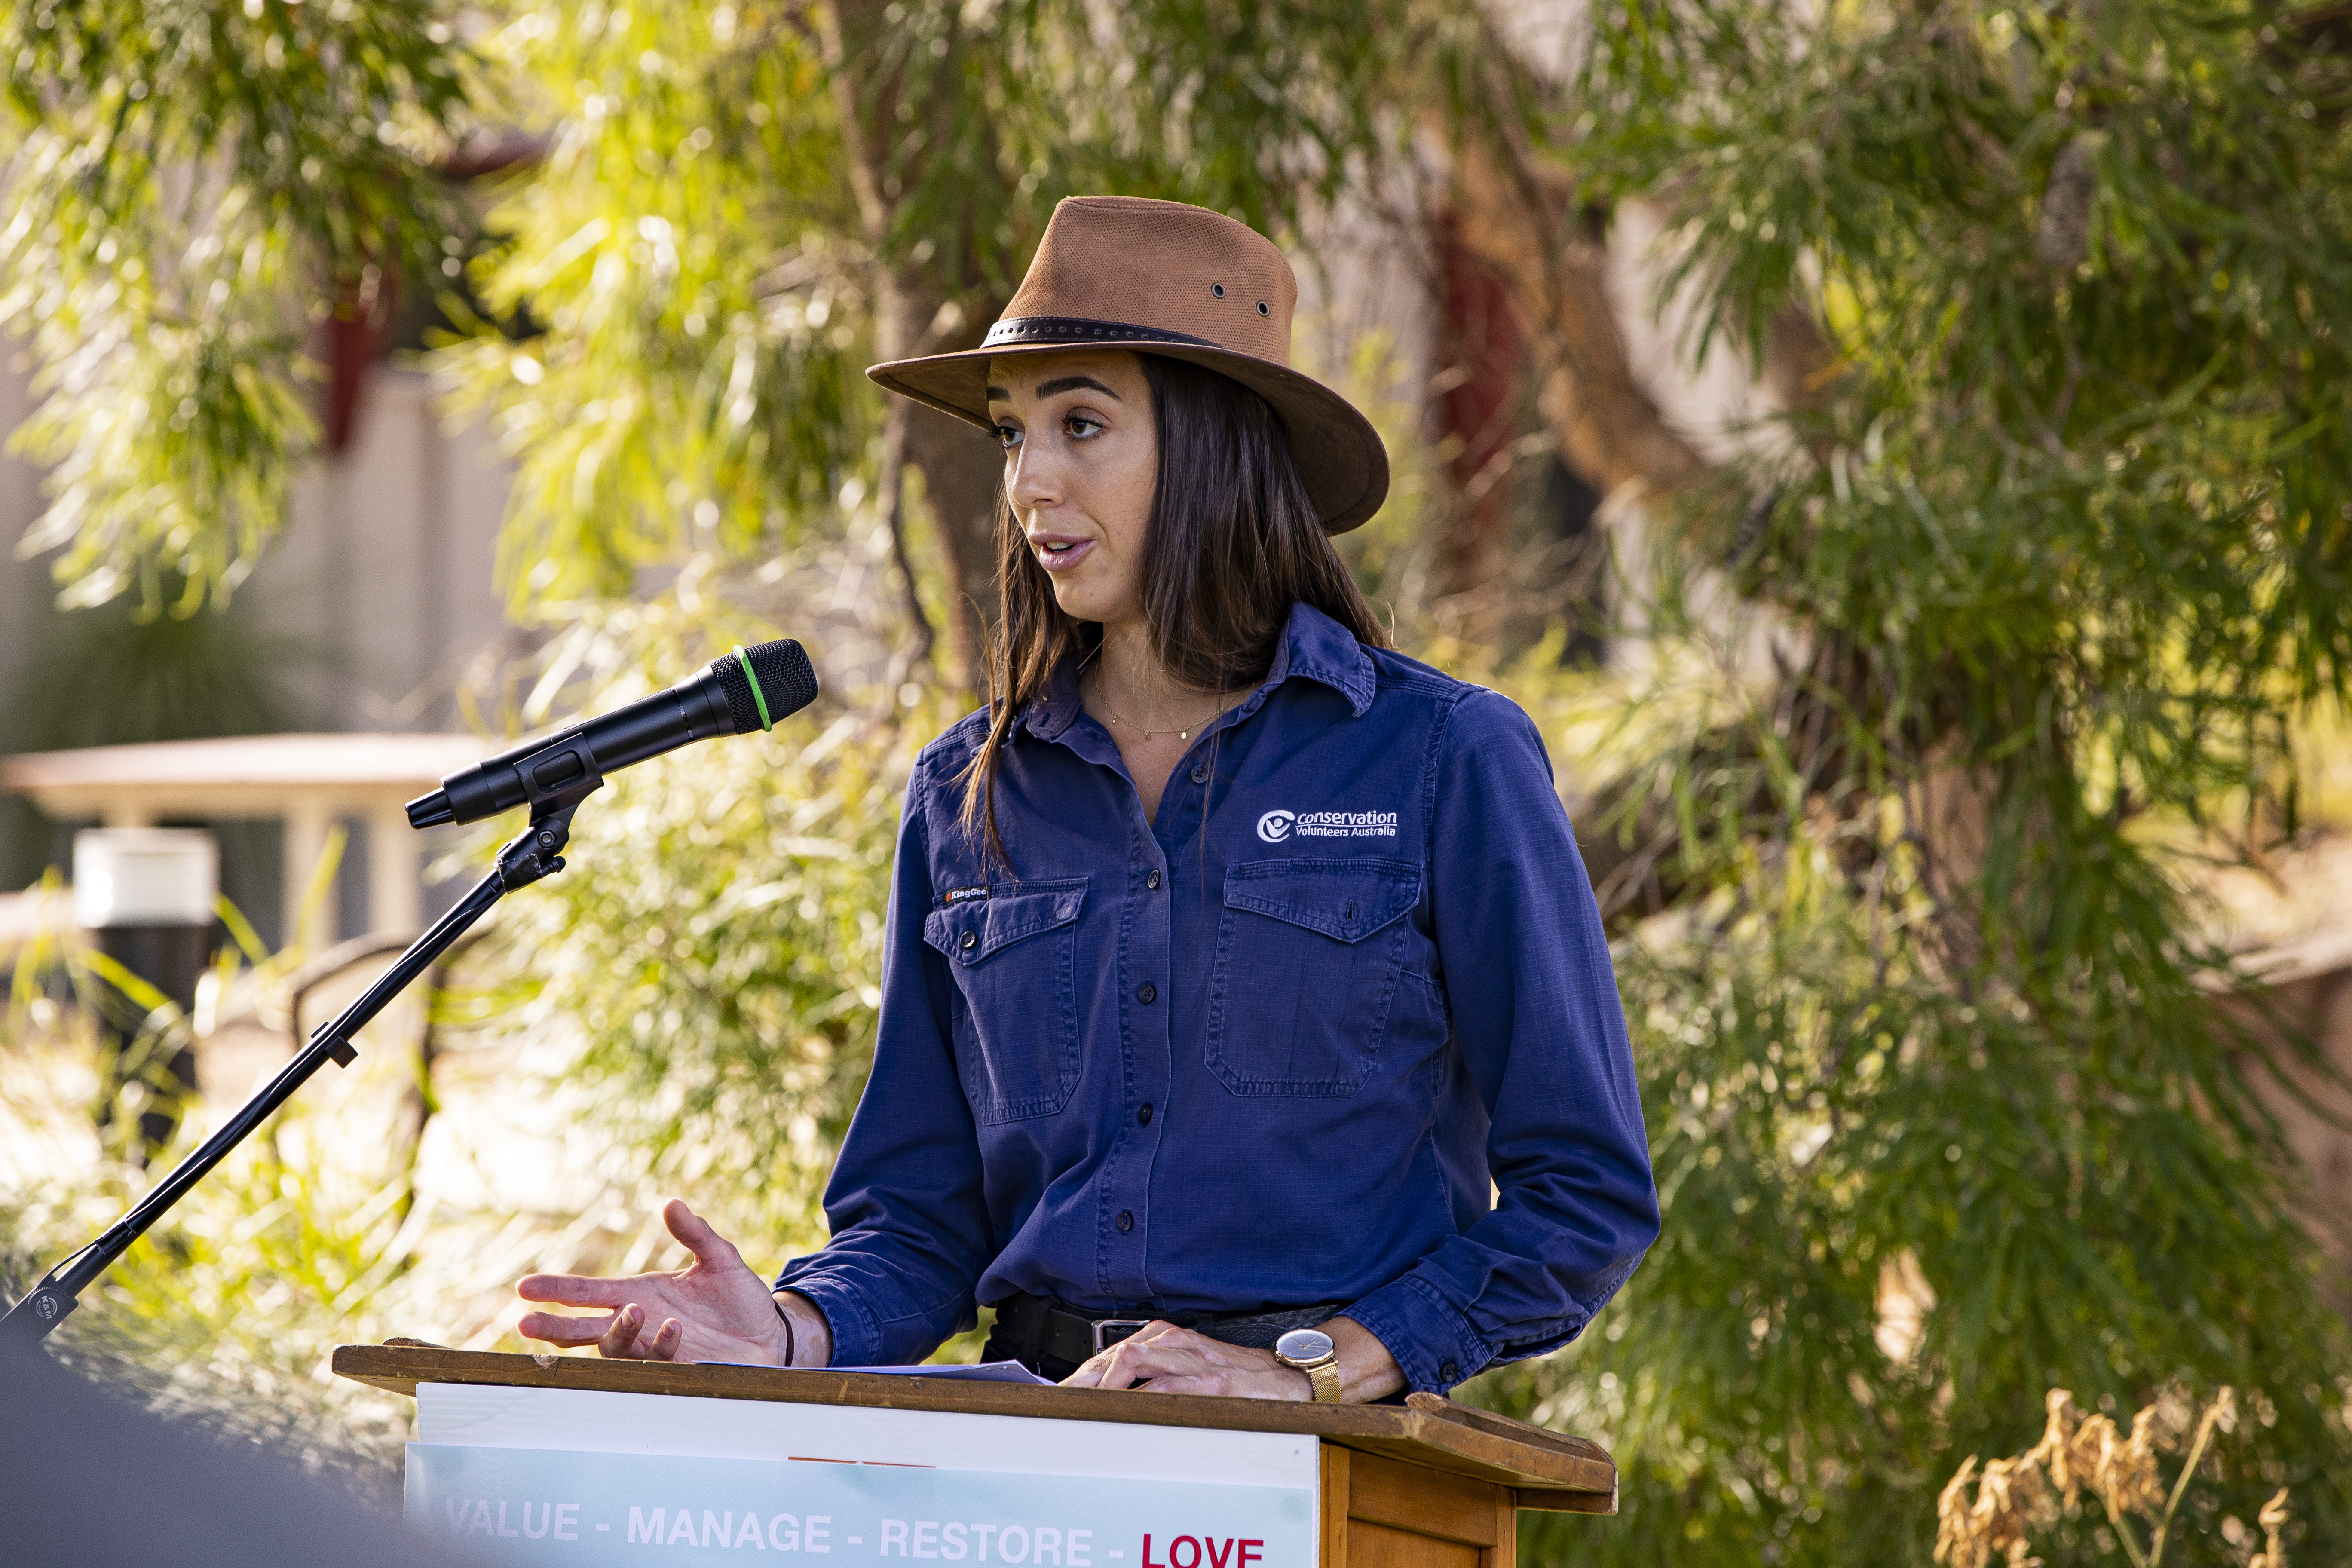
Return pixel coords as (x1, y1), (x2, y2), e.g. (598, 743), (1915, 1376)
(868, 196), (1390, 534)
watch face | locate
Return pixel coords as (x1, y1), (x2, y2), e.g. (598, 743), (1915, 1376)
(1275, 1328), (1335, 1363)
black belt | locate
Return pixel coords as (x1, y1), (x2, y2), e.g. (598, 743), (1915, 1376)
(988, 1291), (1346, 1379)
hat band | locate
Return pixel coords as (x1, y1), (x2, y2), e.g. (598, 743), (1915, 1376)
(980, 315), (1221, 352)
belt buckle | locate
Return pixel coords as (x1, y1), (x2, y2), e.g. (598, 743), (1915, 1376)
(1091, 1318), (1152, 1354)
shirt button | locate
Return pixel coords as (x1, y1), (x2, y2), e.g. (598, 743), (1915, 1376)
(1136, 983), (1157, 1004)
(1117, 1210), (1135, 1233)
(1439, 1360), (1460, 1384)
(1146, 869), (1161, 890)
(1138, 1102), (1154, 1125)
(1190, 765), (1208, 784)
(959, 931), (976, 950)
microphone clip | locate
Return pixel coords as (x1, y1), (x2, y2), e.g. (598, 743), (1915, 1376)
(494, 737), (604, 892)
(514, 732), (607, 817)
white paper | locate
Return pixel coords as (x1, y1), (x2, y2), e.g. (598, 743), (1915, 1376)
(829, 1360), (1055, 1385)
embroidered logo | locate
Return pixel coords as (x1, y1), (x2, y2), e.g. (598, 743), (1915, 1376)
(1258, 809), (1398, 842)
(940, 885), (990, 906)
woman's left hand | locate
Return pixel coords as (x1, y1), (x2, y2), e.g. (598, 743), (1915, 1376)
(1062, 1315), (1404, 1403)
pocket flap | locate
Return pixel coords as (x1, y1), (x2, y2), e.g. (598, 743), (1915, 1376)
(1222, 858), (1421, 944)
(923, 879), (1087, 965)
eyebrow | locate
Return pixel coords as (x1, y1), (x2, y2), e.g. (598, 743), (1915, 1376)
(986, 375), (1123, 405)
(1039, 374), (1121, 400)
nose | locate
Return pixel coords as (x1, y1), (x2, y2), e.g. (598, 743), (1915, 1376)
(1006, 432), (1061, 514)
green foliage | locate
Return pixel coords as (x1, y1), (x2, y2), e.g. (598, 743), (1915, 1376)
(1, 594), (306, 752)
(1463, 4), (2352, 1565)
(17, 10), (2352, 1568)
(435, 3), (866, 606)
(432, 0), (1420, 611)
(464, 596), (924, 1248)
(0, 588), (309, 885)
(0, 0), (474, 610)
(2, 1136), (426, 1495)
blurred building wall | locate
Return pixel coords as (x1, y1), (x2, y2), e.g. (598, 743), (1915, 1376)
(253, 368), (517, 733)
(0, 359), (518, 941)
(0, 362), (516, 731)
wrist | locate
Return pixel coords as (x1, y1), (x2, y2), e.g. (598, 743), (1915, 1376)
(771, 1289), (833, 1368)
(1323, 1315), (1405, 1405)
(769, 1292), (796, 1367)
(1272, 1328), (1344, 1403)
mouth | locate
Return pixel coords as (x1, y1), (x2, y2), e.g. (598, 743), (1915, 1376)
(1030, 536), (1095, 573)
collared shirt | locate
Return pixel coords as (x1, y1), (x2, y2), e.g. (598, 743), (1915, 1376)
(776, 603), (1657, 1393)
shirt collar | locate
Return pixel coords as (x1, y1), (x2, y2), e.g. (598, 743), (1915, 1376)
(1021, 601), (1377, 741)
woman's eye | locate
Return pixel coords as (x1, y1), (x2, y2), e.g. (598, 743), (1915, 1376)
(995, 423), (1023, 450)
(1065, 416), (1102, 439)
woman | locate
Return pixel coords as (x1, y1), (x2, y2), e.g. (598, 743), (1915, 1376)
(517, 197), (1658, 1403)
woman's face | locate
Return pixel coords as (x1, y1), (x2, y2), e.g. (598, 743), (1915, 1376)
(986, 349), (1157, 627)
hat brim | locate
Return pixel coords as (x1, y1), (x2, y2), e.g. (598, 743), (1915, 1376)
(867, 340), (1390, 535)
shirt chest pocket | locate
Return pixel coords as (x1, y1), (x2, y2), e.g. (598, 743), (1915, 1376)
(922, 879), (1087, 1124)
(1206, 858), (1423, 1097)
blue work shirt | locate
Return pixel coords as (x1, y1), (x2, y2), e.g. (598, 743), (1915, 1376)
(776, 603), (1657, 1393)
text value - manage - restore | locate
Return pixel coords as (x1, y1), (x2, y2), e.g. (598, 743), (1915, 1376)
(431, 1507), (1270, 1565)
(404, 1444), (1316, 1565)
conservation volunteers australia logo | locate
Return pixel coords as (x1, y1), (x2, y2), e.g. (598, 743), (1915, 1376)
(1256, 808), (1399, 843)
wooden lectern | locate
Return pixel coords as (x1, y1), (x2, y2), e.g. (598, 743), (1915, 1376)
(335, 1345), (1613, 1568)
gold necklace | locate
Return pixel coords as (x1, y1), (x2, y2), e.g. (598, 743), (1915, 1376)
(1084, 660), (1236, 741)
(1097, 682), (1238, 742)
(1101, 703), (1226, 741)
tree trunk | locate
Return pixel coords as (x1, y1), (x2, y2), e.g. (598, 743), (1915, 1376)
(1446, 139), (1712, 504)
(902, 402), (1001, 691)
(821, 0), (1005, 695)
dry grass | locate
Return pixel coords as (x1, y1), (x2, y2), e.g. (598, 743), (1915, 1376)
(1936, 1387), (2290, 1568)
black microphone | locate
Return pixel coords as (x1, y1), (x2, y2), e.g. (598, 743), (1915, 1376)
(405, 640), (818, 829)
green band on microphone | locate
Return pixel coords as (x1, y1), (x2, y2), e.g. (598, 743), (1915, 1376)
(733, 645), (774, 731)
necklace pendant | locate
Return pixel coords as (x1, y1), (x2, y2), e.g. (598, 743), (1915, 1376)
(1179, 730), (1188, 740)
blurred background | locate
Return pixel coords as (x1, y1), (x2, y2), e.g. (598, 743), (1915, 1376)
(2, 3), (2350, 1564)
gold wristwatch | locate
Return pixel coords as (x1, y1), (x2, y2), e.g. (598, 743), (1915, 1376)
(1274, 1327), (1343, 1403)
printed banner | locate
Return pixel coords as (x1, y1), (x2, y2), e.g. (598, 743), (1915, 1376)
(406, 1444), (1316, 1568)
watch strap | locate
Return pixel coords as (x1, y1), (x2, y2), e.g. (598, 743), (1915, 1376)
(1302, 1358), (1343, 1403)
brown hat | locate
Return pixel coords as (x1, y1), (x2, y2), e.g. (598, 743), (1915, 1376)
(868, 196), (1390, 533)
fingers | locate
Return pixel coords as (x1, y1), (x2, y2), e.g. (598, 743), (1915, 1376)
(599, 1304), (647, 1359)
(517, 1273), (637, 1307)
(1081, 1327), (1289, 1393)
(518, 1309), (616, 1348)
(1095, 1345), (1190, 1389)
(663, 1199), (750, 1275)
(1137, 1369), (1304, 1400)
(1082, 1321), (1200, 1390)
(1063, 1320), (1180, 1387)
(519, 1303), (658, 1358)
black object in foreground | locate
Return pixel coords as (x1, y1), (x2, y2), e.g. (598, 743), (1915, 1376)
(0, 643), (821, 1347)
(406, 638), (818, 829)
(0, 1335), (466, 1567)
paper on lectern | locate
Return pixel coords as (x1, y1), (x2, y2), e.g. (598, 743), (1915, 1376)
(703, 1360), (1054, 1385)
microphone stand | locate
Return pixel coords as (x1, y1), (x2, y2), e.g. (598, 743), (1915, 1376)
(1, 764), (602, 1346)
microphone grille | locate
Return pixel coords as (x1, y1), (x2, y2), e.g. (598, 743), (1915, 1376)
(711, 639), (820, 735)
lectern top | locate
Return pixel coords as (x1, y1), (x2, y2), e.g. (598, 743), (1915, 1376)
(332, 1344), (1613, 1498)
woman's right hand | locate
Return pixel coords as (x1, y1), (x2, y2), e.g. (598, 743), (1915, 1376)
(515, 1198), (831, 1366)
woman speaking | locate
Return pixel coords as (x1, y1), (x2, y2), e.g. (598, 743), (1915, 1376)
(517, 196), (1659, 1404)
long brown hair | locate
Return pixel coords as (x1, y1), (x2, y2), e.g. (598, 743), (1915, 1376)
(958, 353), (1388, 862)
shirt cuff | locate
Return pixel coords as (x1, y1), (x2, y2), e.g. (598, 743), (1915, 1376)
(1344, 1276), (1491, 1395)
(772, 1273), (879, 1368)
